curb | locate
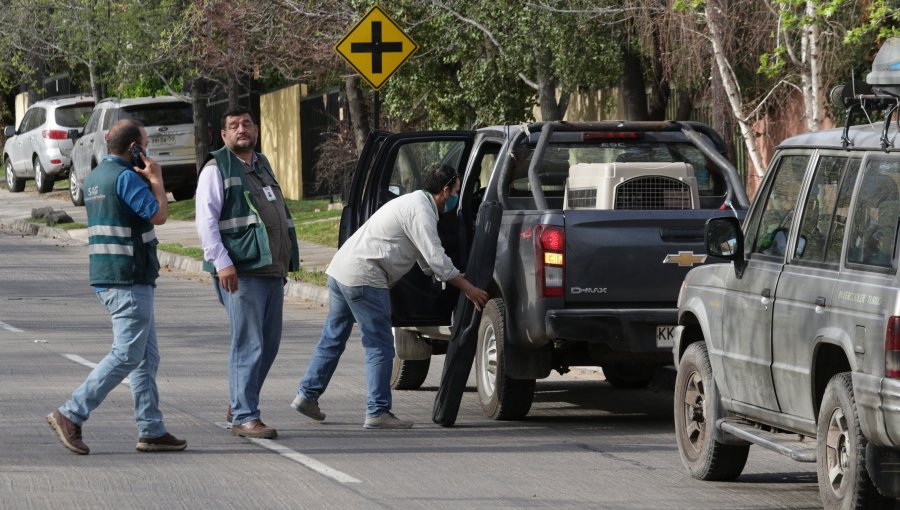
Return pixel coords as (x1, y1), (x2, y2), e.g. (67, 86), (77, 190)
(3, 219), (330, 306)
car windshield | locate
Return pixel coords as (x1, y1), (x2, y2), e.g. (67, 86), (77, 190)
(120, 103), (193, 126)
(55, 105), (94, 128)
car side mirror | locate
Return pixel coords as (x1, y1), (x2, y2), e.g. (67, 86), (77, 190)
(3, 126), (15, 137)
(67, 128), (81, 140)
(706, 216), (746, 278)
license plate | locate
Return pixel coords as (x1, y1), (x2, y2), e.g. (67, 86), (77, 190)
(656, 325), (677, 348)
(150, 135), (175, 146)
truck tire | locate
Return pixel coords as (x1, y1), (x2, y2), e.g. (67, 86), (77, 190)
(602, 362), (656, 389)
(816, 373), (896, 509)
(475, 298), (535, 420)
(390, 357), (430, 390)
(674, 342), (749, 480)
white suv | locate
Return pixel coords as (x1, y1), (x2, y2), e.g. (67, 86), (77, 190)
(68, 96), (197, 205)
(3, 95), (95, 193)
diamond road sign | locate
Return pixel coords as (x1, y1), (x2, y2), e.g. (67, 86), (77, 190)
(334, 5), (419, 90)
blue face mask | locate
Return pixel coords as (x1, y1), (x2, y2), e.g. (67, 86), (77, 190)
(444, 193), (459, 213)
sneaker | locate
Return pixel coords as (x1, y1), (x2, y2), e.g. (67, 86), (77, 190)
(46, 410), (89, 455)
(136, 433), (187, 452)
(364, 411), (413, 430)
(291, 396), (325, 421)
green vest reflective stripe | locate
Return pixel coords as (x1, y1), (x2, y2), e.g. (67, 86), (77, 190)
(202, 147), (300, 274)
(84, 159), (160, 285)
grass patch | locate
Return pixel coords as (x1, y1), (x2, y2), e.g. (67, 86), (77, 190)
(156, 241), (328, 286)
(289, 268), (328, 287)
(27, 218), (88, 230)
(297, 219), (339, 247)
(158, 242), (204, 260)
(165, 197), (342, 224)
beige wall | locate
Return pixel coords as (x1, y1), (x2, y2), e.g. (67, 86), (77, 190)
(260, 84), (306, 200)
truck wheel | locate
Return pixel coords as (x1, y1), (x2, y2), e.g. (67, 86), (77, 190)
(602, 362), (656, 389)
(34, 157), (53, 193)
(5, 158), (25, 192)
(475, 298), (535, 420)
(390, 357), (430, 390)
(816, 373), (892, 509)
(674, 342), (749, 480)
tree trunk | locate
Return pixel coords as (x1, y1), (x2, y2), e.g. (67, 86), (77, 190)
(346, 75), (370, 153)
(191, 77), (210, 171)
(675, 89), (694, 121)
(227, 74), (240, 109)
(621, 45), (649, 121)
(647, 28), (670, 120)
(801, 3), (823, 131)
(705, 0), (766, 178)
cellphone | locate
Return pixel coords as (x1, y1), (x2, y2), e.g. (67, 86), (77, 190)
(129, 145), (145, 170)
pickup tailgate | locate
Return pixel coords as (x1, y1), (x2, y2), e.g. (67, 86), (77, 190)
(563, 209), (730, 304)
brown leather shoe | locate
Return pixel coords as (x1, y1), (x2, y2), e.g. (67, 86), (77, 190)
(231, 419), (277, 439)
(226, 407), (233, 423)
(47, 411), (89, 455)
(136, 432), (187, 452)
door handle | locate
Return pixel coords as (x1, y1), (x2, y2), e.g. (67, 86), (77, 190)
(761, 288), (772, 298)
(815, 296), (827, 307)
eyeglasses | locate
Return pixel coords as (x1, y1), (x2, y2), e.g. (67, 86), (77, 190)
(443, 174), (458, 189)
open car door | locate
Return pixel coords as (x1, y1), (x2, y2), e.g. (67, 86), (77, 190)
(339, 130), (477, 327)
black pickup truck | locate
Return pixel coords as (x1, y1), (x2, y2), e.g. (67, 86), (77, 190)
(339, 121), (750, 419)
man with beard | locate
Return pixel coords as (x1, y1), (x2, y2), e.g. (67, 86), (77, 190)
(195, 107), (299, 439)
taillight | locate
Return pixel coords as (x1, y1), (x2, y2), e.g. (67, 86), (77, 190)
(582, 131), (642, 140)
(887, 316), (900, 379)
(535, 225), (564, 298)
(42, 130), (68, 140)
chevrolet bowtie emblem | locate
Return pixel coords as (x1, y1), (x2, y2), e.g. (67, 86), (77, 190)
(664, 251), (707, 267)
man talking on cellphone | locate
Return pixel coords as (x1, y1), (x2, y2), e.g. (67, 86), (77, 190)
(47, 119), (187, 454)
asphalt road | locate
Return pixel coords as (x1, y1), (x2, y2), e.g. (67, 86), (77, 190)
(0, 226), (823, 509)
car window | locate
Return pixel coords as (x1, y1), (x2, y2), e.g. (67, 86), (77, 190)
(54, 105), (94, 128)
(17, 109), (33, 133)
(824, 158), (861, 264)
(793, 156), (860, 264)
(119, 103), (193, 126)
(386, 140), (466, 197)
(749, 155), (808, 259)
(101, 109), (115, 130)
(32, 108), (46, 129)
(847, 157), (900, 269)
(83, 109), (101, 134)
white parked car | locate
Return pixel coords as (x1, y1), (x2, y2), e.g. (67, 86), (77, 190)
(68, 95), (197, 205)
(3, 95), (94, 193)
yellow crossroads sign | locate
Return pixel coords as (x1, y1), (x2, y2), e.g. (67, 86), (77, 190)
(334, 5), (419, 90)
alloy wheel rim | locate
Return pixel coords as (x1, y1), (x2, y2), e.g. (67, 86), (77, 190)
(825, 406), (849, 496)
(480, 323), (498, 397)
(34, 159), (43, 189)
(682, 370), (706, 455)
(5, 161), (13, 188)
(69, 174), (79, 199)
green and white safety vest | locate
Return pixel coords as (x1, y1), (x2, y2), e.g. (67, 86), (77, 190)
(202, 147), (299, 274)
(84, 159), (160, 286)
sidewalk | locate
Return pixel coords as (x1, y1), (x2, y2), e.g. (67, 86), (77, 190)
(0, 188), (335, 305)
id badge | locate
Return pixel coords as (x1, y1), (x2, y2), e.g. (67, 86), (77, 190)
(262, 185), (277, 202)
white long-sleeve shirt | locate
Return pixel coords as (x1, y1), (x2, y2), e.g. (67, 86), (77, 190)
(327, 190), (460, 289)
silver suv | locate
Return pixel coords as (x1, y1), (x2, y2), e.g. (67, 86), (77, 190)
(3, 95), (94, 193)
(68, 95), (197, 205)
(672, 39), (900, 510)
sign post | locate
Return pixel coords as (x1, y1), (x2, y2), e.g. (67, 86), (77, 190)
(334, 5), (419, 129)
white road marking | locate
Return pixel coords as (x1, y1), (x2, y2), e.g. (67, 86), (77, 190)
(215, 422), (361, 484)
(0, 320), (24, 333)
(62, 354), (130, 385)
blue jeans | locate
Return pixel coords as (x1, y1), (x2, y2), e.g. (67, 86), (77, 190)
(298, 277), (394, 417)
(215, 276), (283, 425)
(60, 285), (166, 438)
